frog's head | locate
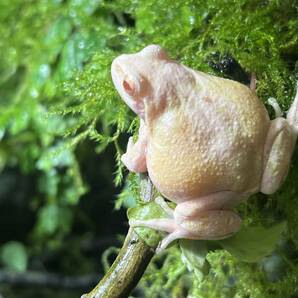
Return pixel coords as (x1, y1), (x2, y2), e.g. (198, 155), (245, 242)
(111, 45), (169, 119)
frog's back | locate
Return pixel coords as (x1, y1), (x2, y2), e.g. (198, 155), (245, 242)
(147, 71), (270, 201)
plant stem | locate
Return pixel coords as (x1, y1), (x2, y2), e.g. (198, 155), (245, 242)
(0, 270), (98, 290)
(81, 174), (156, 298)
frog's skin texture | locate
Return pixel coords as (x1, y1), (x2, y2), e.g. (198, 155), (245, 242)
(111, 45), (298, 251)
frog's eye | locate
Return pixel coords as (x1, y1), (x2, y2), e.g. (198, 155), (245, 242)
(123, 78), (135, 95)
(141, 44), (168, 60)
(122, 75), (139, 97)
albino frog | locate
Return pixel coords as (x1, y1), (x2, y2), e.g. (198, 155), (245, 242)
(111, 45), (298, 251)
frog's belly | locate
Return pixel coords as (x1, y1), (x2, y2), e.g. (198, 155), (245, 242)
(147, 128), (264, 202)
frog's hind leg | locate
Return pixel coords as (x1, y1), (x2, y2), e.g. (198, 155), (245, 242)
(129, 218), (178, 233)
(287, 82), (298, 132)
(129, 196), (175, 232)
(156, 230), (190, 253)
(261, 83), (298, 194)
(157, 209), (242, 252)
(129, 197), (192, 252)
(130, 192), (243, 253)
(268, 97), (283, 118)
(129, 217), (191, 253)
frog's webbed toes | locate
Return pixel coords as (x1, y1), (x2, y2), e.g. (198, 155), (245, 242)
(156, 230), (188, 253)
(268, 97), (283, 118)
(121, 150), (147, 173)
(130, 218), (191, 253)
(287, 82), (298, 132)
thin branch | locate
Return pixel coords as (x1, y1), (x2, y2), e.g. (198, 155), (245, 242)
(0, 270), (99, 290)
(82, 174), (156, 298)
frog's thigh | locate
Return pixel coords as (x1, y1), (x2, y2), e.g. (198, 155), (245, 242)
(261, 118), (297, 194)
(174, 191), (245, 222)
(180, 210), (241, 240)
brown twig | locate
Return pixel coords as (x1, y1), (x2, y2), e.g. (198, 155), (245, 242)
(81, 174), (157, 298)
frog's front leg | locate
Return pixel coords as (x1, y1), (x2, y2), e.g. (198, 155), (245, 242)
(261, 84), (298, 194)
(121, 119), (148, 173)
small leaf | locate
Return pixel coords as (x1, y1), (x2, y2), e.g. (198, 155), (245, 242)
(1, 242), (28, 272)
(219, 222), (286, 263)
(35, 205), (73, 236)
(127, 201), (170, 248)
(180, 239), (210, 281)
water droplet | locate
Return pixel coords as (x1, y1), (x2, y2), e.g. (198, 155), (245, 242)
(39, 64), (50, 79)
(189, 16), (195, 25)
(78, 41), (85, 49)
(30, 89), (39, 98)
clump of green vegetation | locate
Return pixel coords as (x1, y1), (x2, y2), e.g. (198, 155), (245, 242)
(0, 0), (297, 297)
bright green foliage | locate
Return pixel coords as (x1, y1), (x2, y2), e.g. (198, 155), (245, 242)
(219, 222), (286, 263)
(0, 241), (28, 272)
(1, 0), (298, 297)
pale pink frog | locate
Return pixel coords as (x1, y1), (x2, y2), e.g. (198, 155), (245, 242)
(111, 45), (298, 251)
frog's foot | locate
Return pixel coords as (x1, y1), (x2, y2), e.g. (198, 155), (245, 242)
(261, 83), (298, 194)
(121, 119), (148, 173)
(129, 218), (192, 253)
(287, 81), (298, 132)
(268, 97), (283, 118)
(121, 136), (147, 173)
(156, 230), (190, 253)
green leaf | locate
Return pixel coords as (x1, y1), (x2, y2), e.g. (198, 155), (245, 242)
(35, 205), (73, 236)
(1, 242), (28, 272)
(127, 201), (170, 248)
(180, 239), (210, 281)
(219, 222), (286, 263)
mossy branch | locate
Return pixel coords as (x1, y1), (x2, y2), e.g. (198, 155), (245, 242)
(81, 174), (156, 298)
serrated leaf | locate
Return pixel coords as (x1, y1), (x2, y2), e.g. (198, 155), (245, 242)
(127, 201), (170, 248)
(219, 222), (286, 263)
(1, 242), (28, 272)
(180, 239), (210, 281)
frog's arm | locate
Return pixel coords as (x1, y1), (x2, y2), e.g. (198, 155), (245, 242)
(121, 119), (147, 173)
